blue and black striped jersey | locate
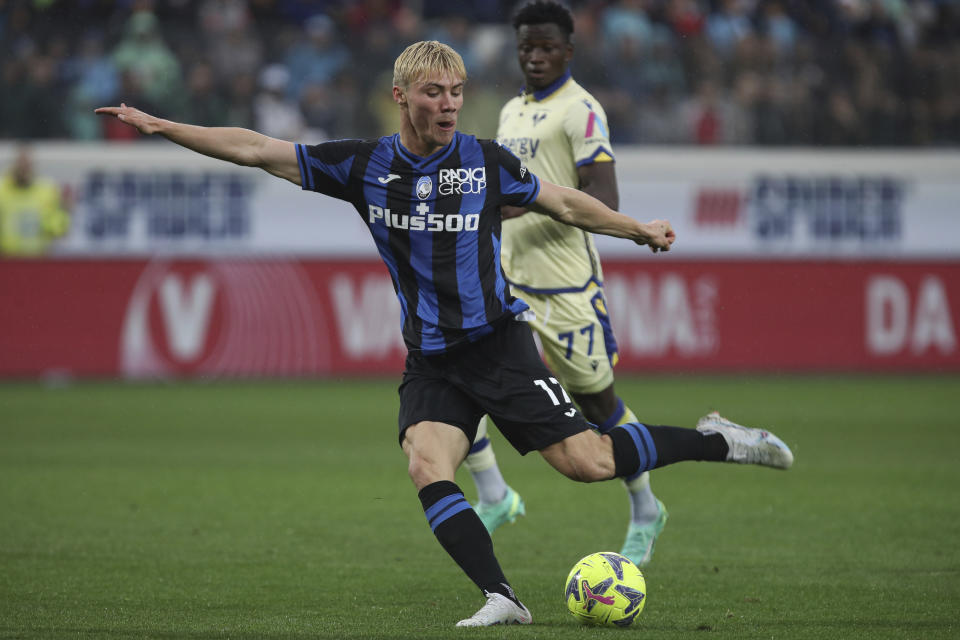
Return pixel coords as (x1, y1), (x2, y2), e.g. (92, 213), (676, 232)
(295, 131), (542, 354)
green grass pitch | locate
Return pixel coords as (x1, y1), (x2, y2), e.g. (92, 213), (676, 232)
(1, 375), (958, 639)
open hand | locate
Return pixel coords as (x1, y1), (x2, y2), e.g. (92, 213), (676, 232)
(94, 103), (162, 135)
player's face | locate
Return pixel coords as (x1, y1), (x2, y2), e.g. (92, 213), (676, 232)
(395, 72), (463, 156)
(516, 23), (573, 91)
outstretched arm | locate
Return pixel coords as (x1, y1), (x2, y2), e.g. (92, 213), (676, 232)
(528, 179), (675, 253)
(94, 103), (302, 185)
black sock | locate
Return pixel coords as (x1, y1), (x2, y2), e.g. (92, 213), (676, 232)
(645, 425), (728, 466)
(418, 480), (519, 604)
(609, 422), (730, 478)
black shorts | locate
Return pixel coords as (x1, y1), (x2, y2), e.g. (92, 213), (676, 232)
(397, 319), (592, 455)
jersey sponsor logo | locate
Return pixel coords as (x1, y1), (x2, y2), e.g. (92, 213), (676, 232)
(416, 175), (433, 199)
(498, 137), (540, 159)
(367, 204), (479, 232)
(438, 167), (487, 195)
(378, 173), (401, 184)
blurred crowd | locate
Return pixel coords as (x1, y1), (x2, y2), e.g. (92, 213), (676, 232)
(1, 0), (959, 146)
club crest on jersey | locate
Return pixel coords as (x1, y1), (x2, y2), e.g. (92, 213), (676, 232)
(438, 167), (486, 195)
(416, 176), (432, 200)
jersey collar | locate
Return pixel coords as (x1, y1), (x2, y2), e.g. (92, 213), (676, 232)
(393, 132), (459, 170)
(523, 69), (572, 103)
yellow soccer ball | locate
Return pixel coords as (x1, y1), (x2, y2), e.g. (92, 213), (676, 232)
(564, 551), (647, 627)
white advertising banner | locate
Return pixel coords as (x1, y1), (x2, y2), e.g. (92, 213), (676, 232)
(3, 143), (958, 258)
(598, 149), (960, 259)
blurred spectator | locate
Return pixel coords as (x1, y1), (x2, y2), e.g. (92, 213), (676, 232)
(637, 25), (687, 98)
(62, 32), (119, 140)
(751, 75), (789, 145)
(204, 6), (264, 81)
(601, 0), (654, 60)
(679, 78), (746, 145)
(300, 80), (334, 140)
(0, 145), (69, 257)
(253, 64), (305, 141)
(706, 0), (753, 58)
(820, 87), (865, 145)
(9, 54), (66, 139)
(224, 72), (257, 129)
(104, 70), (160, 141)
(181, 61), (228, 127)
(198, 0), (250, 36)
(283, 14), (349, 101)
(635, 84), (685, 144)
(761, 1), (798, 56)
(0, 1), (958, 147)
(110, 11), (183, 117)
(64, 32), (119, 106)
(569, 5), (611, 86)
(665, 0), (705, 39)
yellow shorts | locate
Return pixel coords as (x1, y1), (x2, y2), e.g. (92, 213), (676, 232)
(519, 285), (619, 395)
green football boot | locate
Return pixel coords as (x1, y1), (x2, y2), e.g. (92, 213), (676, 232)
(620, 499), (668, 567)
(474, 486), (526, 533)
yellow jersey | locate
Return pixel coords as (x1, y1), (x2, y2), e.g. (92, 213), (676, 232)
(496, 71), (614, 292)
(0, 174), (69, 256)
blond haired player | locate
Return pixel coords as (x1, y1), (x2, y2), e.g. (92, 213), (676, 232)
(465, 0), (668, 566)
(98, 39), (793, 628)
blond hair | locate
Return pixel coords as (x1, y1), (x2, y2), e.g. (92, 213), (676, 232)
(393, 41), (467, 89)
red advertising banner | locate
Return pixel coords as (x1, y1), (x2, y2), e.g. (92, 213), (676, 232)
(1, 259), (958, 378)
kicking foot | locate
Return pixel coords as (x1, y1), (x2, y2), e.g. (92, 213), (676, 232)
(697, 411), (794, 470)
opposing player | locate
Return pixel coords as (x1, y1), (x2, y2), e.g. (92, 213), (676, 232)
(96, 40), (794, 628)
(467, 0), (667, 566)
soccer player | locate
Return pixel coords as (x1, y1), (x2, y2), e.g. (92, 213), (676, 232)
(467, 0), (667, 567)
(96, 40), (794, 628)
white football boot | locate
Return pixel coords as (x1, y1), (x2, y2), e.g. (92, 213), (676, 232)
(696, 411), (794, 470)
(455, 592), (532, 627)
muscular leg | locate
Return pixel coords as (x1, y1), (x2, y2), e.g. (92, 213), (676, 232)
(403, 421), (519, 606)
(539, 422), (730, 483)
(403, 420), (470, 489)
